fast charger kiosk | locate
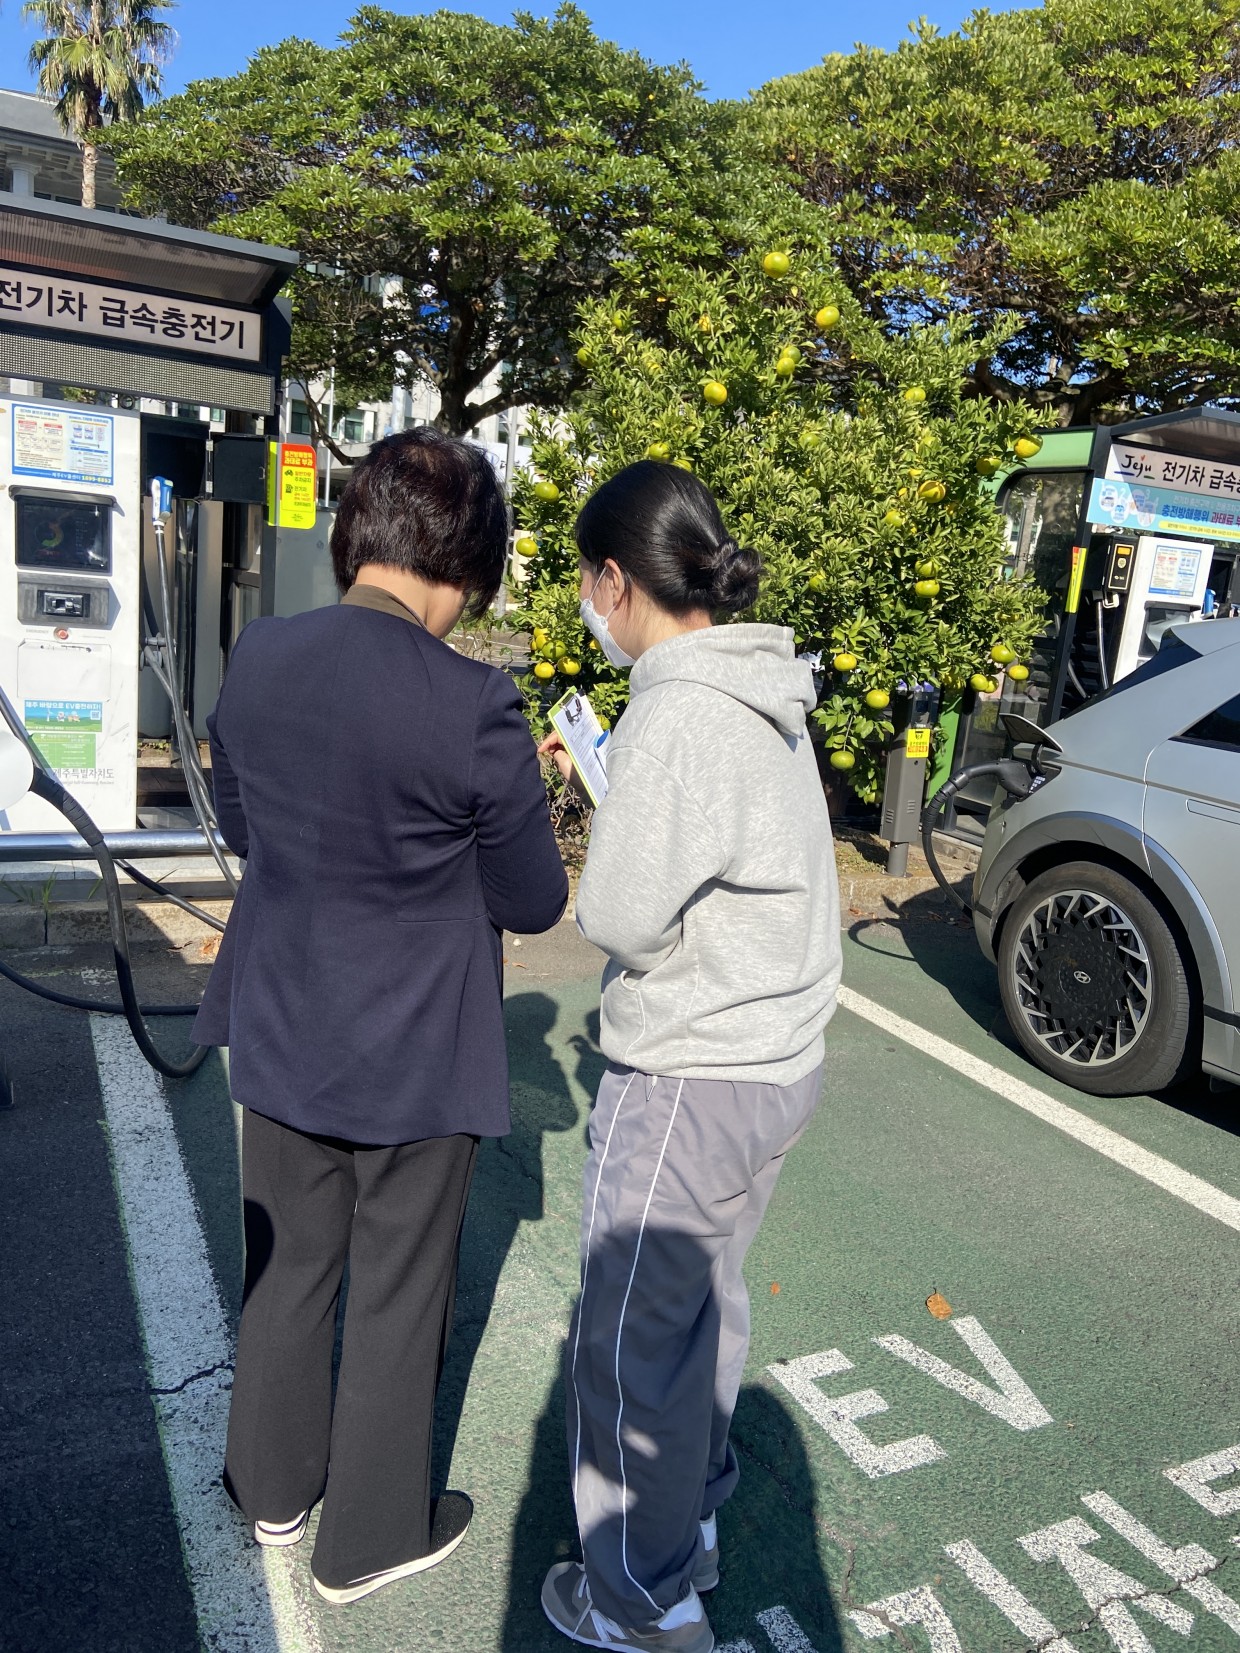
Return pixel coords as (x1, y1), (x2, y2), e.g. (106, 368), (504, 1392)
(0, 396), (141, 832)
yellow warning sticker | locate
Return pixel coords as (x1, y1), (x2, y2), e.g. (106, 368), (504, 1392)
(906, 728), (932, 760)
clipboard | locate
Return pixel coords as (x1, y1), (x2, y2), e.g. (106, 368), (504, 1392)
(548, 688), (610, 806)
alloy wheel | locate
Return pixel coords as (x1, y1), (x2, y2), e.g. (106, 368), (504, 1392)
(1011, 889), (1152, 1068)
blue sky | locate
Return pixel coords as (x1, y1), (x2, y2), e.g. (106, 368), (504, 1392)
(2, 0), (990, 105)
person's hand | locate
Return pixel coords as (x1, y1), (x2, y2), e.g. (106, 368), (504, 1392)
(538, 732), (583, 795)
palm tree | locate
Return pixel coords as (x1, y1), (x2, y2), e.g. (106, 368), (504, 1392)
(23, 0), (177, 210)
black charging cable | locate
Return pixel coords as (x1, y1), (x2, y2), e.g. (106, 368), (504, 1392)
(0, 692), (211, 1078)
(920, 760), (1040, 919)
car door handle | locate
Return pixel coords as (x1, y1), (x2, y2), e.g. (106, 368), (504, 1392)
(1187, 797), (1240, 826)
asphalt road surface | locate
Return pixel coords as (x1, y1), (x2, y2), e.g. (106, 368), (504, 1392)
(1, 910), (1237, 1653)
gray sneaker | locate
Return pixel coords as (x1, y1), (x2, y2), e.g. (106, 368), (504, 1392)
(542, 1563), (715, 1652)
(692, 1518), (719, 1593)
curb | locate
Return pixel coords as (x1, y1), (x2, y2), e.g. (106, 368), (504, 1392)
(0, 896), (232, 949)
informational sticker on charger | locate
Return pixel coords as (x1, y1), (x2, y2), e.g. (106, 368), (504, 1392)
(906, 727), (932, 761)
(24, 698), (103, 771)
(13, 403), (114, 485)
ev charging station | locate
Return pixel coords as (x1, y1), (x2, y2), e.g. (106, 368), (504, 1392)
(0, 397), (142, 832)
(938, 406), (1240, 839)
(0, 191), (297, 853)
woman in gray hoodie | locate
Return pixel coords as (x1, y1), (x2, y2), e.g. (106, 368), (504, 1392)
(539, 462), (843, 1653)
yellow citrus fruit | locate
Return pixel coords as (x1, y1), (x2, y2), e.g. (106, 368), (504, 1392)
(808, 572), (828, 593)
(703, 380), (728, 406)
(815, 304), (841, 330)
(762, 251), (791, 277)
(915, 558), (939, 578)
(646, 441), (671, 461)
(531, 626), (548, 650)
(776, 355), (797, 379)
(560, 658), (581, 677)
(514, 535), (538, 557)
(673, 457), (693, 470)
(975, 454), (1002, 477)
(903, 386), (927, 404)
(970, 673), (998, 694)
(533, 661), (555, 681)
(553, 640), (567, 659)
(833, 652), (858, 672)
(990, 642), (1016, 665)
(1007, 662), (1030, 681)
(1013, 435), (1043, 459)
(865, 689), (891, 711)
(918, 479), (947, 503)
(697, 314), (713, 333)
(576, 347), (591, 367)
(829, 749), (856, 771)
(799, 429), (822, 449)
(884, 509), (905, 528)
(914, 578), (941, 599)
(533, 480), (560, 502)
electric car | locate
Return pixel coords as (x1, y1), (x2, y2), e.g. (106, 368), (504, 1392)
(970, 617), (1240, 1098)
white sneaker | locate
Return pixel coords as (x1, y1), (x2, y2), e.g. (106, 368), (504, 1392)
(312, 1491), (472, 1605)
(254, 1510), (309, 1547)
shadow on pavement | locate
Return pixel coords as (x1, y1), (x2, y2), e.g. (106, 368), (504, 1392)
(434, 989), (581, 1487)
(501, 1368), (844, 1652)
(847, 900), (1240, 1136)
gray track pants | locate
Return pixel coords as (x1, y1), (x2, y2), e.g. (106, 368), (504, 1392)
(565, 1061), (822, 1630)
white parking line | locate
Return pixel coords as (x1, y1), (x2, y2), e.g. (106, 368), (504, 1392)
(90, 1016), (323, 1653)
(837, 986), (1240, 1234)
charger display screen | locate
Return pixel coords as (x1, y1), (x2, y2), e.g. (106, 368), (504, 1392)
(15, 496), (111, 573)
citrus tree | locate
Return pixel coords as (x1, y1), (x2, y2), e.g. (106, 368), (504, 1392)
(511, 246), (1047, 801)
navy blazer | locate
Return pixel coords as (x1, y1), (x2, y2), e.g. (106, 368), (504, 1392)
(193, 601), (568, 1144)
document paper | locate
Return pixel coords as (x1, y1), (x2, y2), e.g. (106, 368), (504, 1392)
(548, 688), (610, 806)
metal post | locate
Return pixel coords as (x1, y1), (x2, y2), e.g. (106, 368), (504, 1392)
(322, 363), (336, 506)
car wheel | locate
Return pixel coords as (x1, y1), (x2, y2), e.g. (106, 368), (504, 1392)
(997, 860), (1196, 1097)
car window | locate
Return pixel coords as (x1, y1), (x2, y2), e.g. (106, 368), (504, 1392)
(1176, 692), (1240, 751)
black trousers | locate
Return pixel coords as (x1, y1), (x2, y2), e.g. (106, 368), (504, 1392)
(223, 1108), (479, 1589)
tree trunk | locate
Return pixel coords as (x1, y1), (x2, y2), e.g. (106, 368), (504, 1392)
(81, 141), (97, 211)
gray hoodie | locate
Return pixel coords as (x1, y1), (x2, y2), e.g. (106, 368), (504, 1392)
(574, 624), (842, 1085)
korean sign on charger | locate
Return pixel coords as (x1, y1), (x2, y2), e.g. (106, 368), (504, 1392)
(0, 263), (261, 364)
(267, 442), (318, 530)
(1087, 438), (1240, 544)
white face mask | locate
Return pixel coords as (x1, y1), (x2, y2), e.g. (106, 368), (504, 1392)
(580, 573), (636, 668)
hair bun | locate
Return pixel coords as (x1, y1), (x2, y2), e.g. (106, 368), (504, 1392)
(710, 538), (763, 613)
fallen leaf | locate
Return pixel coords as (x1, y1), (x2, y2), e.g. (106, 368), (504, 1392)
(197, 936), (221, 961)
(926, 1291), (952, 1319)
(770, 1282), (781, 1295)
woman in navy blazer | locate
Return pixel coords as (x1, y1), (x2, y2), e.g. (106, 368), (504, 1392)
(194, 429), (567, 1603)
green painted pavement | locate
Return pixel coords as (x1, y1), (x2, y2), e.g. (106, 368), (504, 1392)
(160, 919), (1239, 1652)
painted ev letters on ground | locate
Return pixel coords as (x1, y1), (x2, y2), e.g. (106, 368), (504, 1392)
(766, 1315), (1052, 1480)
(763, 1318), (1240, 1649)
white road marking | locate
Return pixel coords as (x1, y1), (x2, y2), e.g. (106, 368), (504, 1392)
(90, 1016), (322, 1653)
(837, 986), (1240, 1233)
(1165, 1444), (1240, 1516)
(1018, 1515), (1195, 1651)
(1083, 1492), (1240, 1632)
(755, 1605), (819, 1652)
(945, 1540), (1078, 1652)
(874, 1315), (1053, 1432)
(766, 1349), (945, 1479)
(848, 1585), (964, 1650)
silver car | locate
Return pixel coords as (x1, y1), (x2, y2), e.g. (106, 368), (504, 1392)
(972, 617), (1240, 1097)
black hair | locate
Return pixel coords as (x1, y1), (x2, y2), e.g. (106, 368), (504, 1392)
(330, 428), (509, 617)
(574, 461), (762, 616)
